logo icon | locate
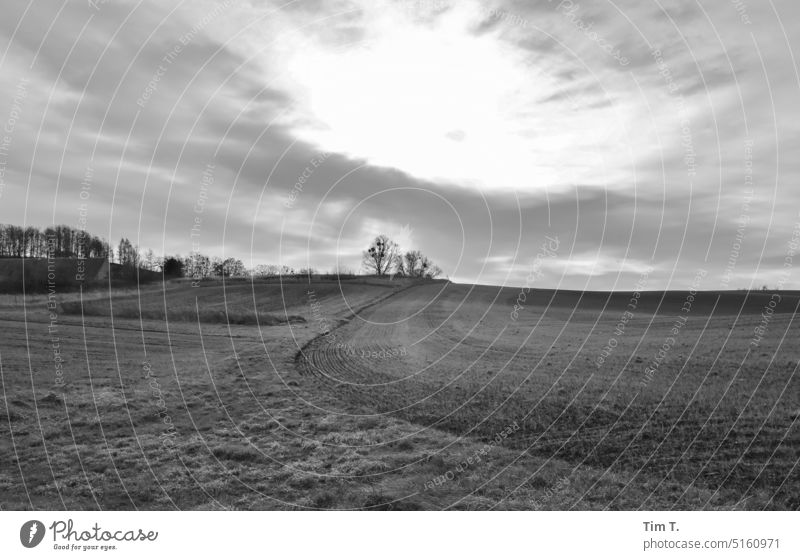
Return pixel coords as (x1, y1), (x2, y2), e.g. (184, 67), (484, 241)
(20, 520), (45, 548)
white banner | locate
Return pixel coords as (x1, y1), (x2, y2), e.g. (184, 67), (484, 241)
(1, 512), (798, 559)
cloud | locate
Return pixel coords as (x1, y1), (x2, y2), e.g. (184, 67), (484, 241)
(0, 0), (798, 290)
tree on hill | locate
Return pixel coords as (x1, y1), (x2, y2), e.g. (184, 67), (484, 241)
(396, 249), (442, 279)
(0, 223), (109, 258)
(117, 238), (140, 268)
(184, 253), (211, 279)
(213, 257), (246, 278)
(142, 249), (159, 271)
(252, 264), (279, 277)
(362, 234), (399, 276)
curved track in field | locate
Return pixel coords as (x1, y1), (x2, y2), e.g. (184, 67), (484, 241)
(293, 282), (543, 419)
(292, 282), (800, 510)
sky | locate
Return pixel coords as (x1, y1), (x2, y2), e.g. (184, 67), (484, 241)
(0, 0), (799, 290)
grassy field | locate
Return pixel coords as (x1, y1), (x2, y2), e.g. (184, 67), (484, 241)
(297, 283), (800, 509)
(1, 278), (798, 510)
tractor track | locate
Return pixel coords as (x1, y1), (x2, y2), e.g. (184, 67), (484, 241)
(293, 281), (427, 377)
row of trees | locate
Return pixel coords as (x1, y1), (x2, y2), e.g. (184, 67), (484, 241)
(166, 234), (444, 281)
(160, 254), (316, 279)
(362, 234), (442, 279)
(180, 253), (248, 278)
(0, 224), (111, 259)
(0, 225), (445, 280)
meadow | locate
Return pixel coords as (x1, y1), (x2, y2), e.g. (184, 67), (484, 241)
(1, 278), (797, 509)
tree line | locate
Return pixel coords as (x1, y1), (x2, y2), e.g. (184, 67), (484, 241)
(0, 223), (110, 259)
(362, 234), (442, 278)
(0, 224), (444, 280)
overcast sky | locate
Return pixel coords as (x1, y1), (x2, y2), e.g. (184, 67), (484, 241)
(1, 0), (799, 290)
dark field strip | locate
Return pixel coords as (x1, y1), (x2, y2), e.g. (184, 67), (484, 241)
(296, 362), (800, 509)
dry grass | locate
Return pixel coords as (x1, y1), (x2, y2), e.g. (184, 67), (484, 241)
(0, 286), (156, 308)
(59, 299), (305, 326)
(1, 280), (797, 510)
(296, 283), (800, 509)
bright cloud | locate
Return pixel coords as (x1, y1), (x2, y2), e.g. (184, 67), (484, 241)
(225, 0), (652, 194)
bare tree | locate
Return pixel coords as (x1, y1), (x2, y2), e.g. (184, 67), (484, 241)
(362, 234), (399, 276)
(393, 253), (406, 277)
(253, 264), (280, 278)
(0, 223), (109, 258)
(143, 248), (159, 271)
(403, 250), (422, 276)
(426, 263), (442, 279)
(399, 249), (441, 278)
(117, 238), (139, 268)
(184, 252), (211, 279)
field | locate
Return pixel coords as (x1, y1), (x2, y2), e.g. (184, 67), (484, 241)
(1, 278), (798, 510)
